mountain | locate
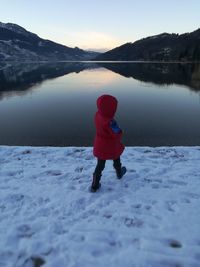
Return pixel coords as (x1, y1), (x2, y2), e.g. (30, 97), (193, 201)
(95, 29), (200, 61)
(0, 22), (99, 61)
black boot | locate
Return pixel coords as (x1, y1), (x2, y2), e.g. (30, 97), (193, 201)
(115, 166), (127, 179)
(113, 159), (127, 179)
(91, 173), (101, 192)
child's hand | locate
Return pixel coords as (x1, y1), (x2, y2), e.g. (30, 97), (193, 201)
(110, 119), (121, 133)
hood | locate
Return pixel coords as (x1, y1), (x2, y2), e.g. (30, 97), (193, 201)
(97, 94), (118, 119)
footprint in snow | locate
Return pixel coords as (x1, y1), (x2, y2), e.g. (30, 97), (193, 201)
(165, 201), (178, 212)
(151, 183), (160, 189)
(132, 203), (152, 212)
(154, 178), (163, 183)
(75, 166), (84, 173)
(163, 184), (173, 189)
(4, 170), (23, 177)
(103, 213), (112, 219)
(6, 193), (25, 203)
(41, 165), (46, 168)
(69, 185), (76, 190)
(183, 192), (200, 200)
(15, 224), (35, 238)
(124, 217), (144, 228)
(44, 170), (62, 176)
(144, 149), (152, 153)
(74, 148), (85, 153)
(85, 155), (93, 160)
(21, 149), (32, 155)
(167, 180), (187, 186)
(69, 233), (85, 242)
(129, 169), (136, 173)
(132, 203), (142, 209)
(143, 177), (153, 183)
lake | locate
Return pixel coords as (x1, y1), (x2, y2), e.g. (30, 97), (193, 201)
(0, 62), (200, 146)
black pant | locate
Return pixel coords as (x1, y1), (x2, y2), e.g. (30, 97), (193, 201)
(94, 158), (121, 177)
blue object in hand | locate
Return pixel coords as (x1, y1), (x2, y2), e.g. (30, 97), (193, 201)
(110, 119), (121, 133)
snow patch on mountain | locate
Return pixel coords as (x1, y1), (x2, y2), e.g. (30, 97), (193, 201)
(0, 22), (38, 38)
(0, 22), (99, 61)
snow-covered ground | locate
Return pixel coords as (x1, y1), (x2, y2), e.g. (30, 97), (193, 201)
(0, 146), (200, 267)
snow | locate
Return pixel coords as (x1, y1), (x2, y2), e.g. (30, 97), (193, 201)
(38, 41), (45, 47)
(0, 146), (200, 267)
(148, 36), (159, 40)
(0, 39), (38, 62)
(0, 22), (37, 38)
(0, 52), (9, 60)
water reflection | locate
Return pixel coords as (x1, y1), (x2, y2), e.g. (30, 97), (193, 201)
(0, 62), (200, 99)
(0, 62), (89, 99)
(0, 62), (200, 146)
(99, 62), (200, 91)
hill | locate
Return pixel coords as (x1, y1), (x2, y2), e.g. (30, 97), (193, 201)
(0, 22), (99, 61)
(95, 29), (200, 61)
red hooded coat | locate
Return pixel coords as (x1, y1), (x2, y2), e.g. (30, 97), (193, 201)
(93, 95), (125, 160)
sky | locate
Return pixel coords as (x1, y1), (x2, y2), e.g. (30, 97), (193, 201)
(0, 0), (200, 52)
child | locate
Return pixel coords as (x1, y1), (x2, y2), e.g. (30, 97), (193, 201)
(91, 94), (126, 192)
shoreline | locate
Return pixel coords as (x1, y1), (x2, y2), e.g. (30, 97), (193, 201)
(1, 60), (200, 64)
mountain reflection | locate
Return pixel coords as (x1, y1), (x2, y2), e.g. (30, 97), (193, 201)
(0, 62), (200, 100)
(0, 62), (90, 99)
(99, 62), (200, 91)
(1, 62), (200, 146)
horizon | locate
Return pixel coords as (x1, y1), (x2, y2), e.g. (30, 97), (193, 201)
(0, 0), (200, 52)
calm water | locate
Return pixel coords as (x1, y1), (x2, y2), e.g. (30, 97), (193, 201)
(0, 62), (200, 146)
